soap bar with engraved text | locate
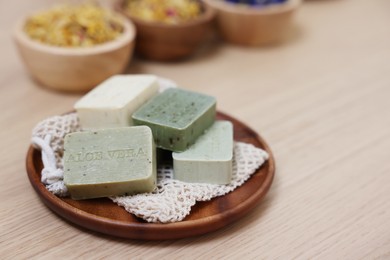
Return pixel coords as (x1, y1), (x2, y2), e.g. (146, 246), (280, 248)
(63, 126), (156, 200)
(173, 121), (233, 184)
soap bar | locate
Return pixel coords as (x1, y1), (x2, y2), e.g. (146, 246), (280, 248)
(132, 88), (216, 152)
(74, 75), (159, 130)
(63, 126), (156, 200)
(173, 121), (233, 184)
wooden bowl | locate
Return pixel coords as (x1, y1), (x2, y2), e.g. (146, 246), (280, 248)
(116, 0), (215, 61)
(205, 0), (300, 46)
(13, 11), (136, 92)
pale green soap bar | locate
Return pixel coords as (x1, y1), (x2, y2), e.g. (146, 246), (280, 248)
(132, 88), (216, 152)
(63, 126), (156, 200)
(172, 121), (233, 184)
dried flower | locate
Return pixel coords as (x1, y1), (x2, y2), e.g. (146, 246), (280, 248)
(125, 0), (202, 24)
(24, 4), (124, 47)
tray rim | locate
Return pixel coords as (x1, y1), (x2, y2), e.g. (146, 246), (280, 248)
(26, 111), (275, 240)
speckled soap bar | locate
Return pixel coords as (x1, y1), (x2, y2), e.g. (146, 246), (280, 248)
(132, 88), (216, 152)
(63, 126), (156, 200)
(74, 75), (159, 130)
(173, 121), (233, 184)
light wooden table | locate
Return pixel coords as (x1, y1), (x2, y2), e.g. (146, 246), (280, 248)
(1, 0), (390, 258)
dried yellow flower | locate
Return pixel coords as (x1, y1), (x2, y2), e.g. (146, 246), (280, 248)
(125, 0), (202, 24)
(24, 4), (124, 47)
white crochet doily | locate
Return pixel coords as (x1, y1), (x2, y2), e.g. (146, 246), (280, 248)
(31, 80), (269, 223)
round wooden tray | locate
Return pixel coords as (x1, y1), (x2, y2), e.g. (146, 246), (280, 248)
(26, 112), (275, 240)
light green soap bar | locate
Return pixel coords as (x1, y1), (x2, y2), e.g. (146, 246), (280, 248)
(172, 121), (233, 184)
(63, 126), (156, 200)
(132, 88), (216, 152)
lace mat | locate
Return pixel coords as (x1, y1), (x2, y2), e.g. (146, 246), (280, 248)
(31, 80), (269, 223)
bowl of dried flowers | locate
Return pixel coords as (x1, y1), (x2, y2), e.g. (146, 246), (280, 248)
(116, 0), (215, 61)
(14, 4), (136, 92)
(205, 0), (300, 46)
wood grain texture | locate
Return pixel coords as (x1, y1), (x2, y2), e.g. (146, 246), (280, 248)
(1, 0), (390, 258)
(25, 112), (275, 240)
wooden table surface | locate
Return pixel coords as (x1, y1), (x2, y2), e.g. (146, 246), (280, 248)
(1, 0), (390, 258)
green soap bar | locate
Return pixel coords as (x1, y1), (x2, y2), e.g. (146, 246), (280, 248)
(132, 88), (216, 152)
(63, 126), (156, 200)
(173, 121), (233, 184)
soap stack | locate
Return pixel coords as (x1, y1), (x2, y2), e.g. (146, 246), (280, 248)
(64, 75), (234, 200)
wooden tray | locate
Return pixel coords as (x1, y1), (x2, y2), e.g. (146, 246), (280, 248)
(26, 112), (275, 240)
